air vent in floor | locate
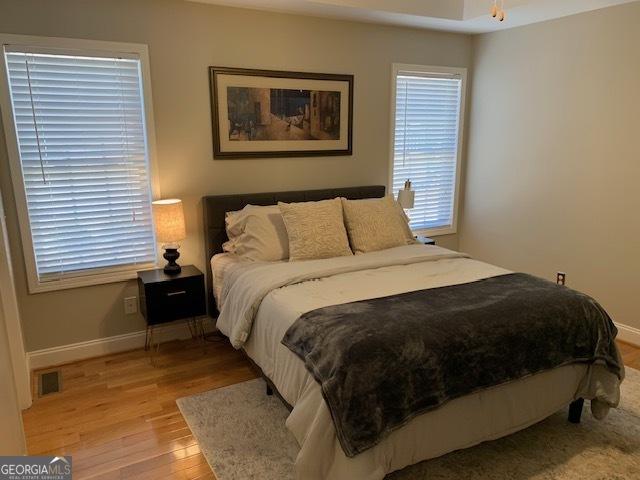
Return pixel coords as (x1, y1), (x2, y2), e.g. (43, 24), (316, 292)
(38, 370), (61, 396)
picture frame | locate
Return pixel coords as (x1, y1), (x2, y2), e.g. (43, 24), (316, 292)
(209, 67), (353, 159)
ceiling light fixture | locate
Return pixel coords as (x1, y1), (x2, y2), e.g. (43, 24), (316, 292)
(491, 0), (506, 22)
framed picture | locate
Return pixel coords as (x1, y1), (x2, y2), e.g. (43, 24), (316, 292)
(209, 67), (353, 159)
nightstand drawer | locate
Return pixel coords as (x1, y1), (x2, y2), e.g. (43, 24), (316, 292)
(139, 271), (206, 325)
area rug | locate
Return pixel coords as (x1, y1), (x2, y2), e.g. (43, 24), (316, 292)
(177, 368), (640, 479)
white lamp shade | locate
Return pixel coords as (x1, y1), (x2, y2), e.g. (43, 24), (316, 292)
(397, 189), (415, 209)
(152, 199), (186, 244)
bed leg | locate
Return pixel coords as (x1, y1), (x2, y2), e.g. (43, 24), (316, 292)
(266, 383), (273, 396)
(568, 398), (584, 423)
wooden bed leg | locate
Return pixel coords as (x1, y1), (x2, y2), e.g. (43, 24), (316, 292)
(568, 398), (584, 423)
(266, 383), (273, 396)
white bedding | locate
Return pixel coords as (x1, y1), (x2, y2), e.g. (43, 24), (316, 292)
(214, 244), (621, 480)
(211, 253), (264, 310)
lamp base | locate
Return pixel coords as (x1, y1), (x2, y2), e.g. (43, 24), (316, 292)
(162, 247), (181, 275)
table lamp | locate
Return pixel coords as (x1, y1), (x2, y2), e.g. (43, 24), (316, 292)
(152, 199), (186, 274)
(397, 180), (415, 209)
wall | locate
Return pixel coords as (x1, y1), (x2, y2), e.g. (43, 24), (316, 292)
(0, 294), (27, 454)
(0, 191), (30, 409)
(462, 2), (640, 336)
(0, 0), (472, 351)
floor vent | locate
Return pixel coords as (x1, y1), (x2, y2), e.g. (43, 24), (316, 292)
(38, 370), (61, 396)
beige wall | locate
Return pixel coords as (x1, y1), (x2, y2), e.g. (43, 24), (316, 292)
(0, 295), (27, 454)
(462, 3), (640, 331)
(0, 0), (471, 351)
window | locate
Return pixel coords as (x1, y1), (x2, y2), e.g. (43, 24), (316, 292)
(390, 64), (466, 235)
(0, 36), (158, 292)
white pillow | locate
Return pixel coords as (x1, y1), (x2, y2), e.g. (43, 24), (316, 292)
(222, 205), (289, 261)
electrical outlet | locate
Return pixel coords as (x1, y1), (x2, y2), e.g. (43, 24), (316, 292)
(556, 272), (566, 285)
(124, 296), (138, 315)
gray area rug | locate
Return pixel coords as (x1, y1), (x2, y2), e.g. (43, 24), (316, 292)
(177, 368), (640, 480)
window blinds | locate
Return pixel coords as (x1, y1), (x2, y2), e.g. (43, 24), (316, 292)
(392, 72), (462, 232)
(4, 50), (156, 281)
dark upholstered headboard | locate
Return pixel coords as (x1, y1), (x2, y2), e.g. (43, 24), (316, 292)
(202, 185), (386, 315)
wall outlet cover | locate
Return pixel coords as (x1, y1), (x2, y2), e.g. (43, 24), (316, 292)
(124, 296), (138, 315)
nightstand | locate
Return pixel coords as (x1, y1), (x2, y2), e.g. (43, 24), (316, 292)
(415, 235), (436, 245)
(137, 265), (207, 351)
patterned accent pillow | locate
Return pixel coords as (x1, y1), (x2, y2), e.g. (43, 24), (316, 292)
(278, 198), (353, 262)
(342, 196), (415, 254)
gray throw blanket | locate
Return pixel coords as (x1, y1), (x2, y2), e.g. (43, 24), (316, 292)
(282, 273), (623, 458)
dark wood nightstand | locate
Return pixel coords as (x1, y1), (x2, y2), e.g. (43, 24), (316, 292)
(415, 235), (436, 245)
(137, 265), (206, 351)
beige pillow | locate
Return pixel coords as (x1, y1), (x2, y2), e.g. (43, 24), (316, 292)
(278, 198), (352, 261)
(392, 199), (417, 244)
(223, 205), (289, 261)
(341, 196), (415, 254)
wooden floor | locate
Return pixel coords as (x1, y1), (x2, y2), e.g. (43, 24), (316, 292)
(617, 340), (640, 369)
(24, 336), (257, 480)
(25, 338), (640, 480)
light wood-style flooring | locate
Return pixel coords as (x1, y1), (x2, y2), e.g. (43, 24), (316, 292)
(24, 337), (640, 479)
(617, 340), (640, 370)
(24, 336), (256, 480)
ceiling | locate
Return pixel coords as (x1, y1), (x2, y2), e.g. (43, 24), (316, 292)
(188, 0), (638, 33)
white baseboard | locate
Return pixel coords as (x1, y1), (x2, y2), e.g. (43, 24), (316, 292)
(616, 322), (640, 347)
(26, 318), (639, 371)
(27, 318), (215, 370)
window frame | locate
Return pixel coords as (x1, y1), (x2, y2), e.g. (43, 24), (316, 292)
(388, 63), (467, 237)
(0, 34), (161, 293)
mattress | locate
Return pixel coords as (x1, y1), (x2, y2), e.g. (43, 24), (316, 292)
(215, 245), (620, 480)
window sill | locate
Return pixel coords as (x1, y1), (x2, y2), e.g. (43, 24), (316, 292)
(412, 226), (458, 237)
(28, 263), (158, 294)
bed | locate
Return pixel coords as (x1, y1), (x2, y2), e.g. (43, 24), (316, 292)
(202, 186), (623, 480)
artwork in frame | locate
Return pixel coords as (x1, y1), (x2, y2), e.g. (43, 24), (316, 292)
(209, 67), (353, 159)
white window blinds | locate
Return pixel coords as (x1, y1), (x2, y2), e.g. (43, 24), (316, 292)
(4, 49), (156, 282)
(392, 69), (463, 233)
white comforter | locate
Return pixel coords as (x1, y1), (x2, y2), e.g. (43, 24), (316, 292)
(215, 245), (621, 480)
(218, 245), (472, 348)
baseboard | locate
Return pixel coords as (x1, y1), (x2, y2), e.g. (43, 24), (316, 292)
(616, 322), (640, 347)
(27, 318), (215, 370)
(26, 318), (639, 371)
